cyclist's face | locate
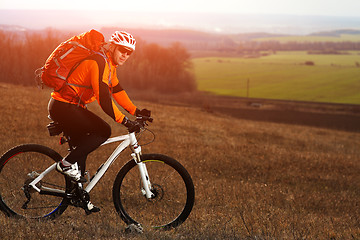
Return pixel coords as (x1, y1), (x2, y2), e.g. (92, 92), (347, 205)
(112, 45), (133, 66)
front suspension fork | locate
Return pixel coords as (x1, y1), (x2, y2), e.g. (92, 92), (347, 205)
(131, 150), (154, 199)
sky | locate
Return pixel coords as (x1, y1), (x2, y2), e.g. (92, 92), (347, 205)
(1, 0), (360, 34)
(1, 0), (360, 17)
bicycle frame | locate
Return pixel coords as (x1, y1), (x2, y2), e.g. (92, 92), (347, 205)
(28, 131), (155, 199)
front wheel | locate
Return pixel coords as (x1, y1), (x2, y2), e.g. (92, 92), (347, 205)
(113, 154), (195, 230)
(0, 144), (69, 219)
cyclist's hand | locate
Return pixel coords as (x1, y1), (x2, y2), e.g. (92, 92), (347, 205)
(135, 108), (151, 117)
(122, 117), (141, 133)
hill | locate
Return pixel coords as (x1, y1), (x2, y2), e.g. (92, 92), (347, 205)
(2, 23), (360, 52)
(129, 89), (360, 132)
(310, 29), (360, 37)
(1, 26), (359, 107)
(101, 27), (287, 48)
(0, 83), (359, 239)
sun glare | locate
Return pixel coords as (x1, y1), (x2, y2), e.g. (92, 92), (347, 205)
(1, 0), (243, 13)
(1, 0), (360, 17)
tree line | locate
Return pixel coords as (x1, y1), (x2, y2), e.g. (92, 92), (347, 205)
(0, 30), (196, 93)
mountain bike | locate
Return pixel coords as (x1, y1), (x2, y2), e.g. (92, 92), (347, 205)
(0, 116), (195, 230)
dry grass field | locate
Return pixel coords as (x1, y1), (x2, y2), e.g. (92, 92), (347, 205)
(0, 83), (359, 239)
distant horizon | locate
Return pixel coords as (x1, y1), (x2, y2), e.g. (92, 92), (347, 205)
(2, 0), (360, 17)
(1, 9), (360, 35)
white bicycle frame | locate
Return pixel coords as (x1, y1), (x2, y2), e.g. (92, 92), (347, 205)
(28, 132), (155, 199)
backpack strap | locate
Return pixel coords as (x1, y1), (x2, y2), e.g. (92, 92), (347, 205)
(63, 51), (110, 107)
(64, 50), (109, 89)
(65, 57), (92, 89)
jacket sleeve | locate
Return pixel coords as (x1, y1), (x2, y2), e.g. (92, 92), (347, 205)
(88, 55), (134, 123)
(111, 76), (137, 116)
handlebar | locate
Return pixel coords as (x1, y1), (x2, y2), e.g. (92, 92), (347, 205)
(136, 115), (153, 123)
(133, 115), (153, 132)
(124, 114), (153, 133)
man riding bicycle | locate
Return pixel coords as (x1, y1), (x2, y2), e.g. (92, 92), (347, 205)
(48, 30), (150, 213)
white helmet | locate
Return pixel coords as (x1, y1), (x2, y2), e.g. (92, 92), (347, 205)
(109, 31), (136, 51)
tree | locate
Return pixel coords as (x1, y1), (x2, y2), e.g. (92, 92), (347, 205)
(0, 31), (197, 94)
(117, 41), (196, 93)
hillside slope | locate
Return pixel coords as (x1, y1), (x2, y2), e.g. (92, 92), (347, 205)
(0, 83), (359, 239)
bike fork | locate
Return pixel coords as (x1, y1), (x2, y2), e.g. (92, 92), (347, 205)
(131, 152), (154, 199)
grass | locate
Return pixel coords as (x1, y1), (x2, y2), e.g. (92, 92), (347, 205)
(193, 51), (360, 104)
(0, 83), (360, 239)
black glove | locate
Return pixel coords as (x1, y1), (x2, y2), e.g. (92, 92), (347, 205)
(122, 117), (141, 133)
(135, 108), (151, 117)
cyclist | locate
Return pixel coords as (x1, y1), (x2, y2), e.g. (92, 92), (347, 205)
(48, 30), (150, 213)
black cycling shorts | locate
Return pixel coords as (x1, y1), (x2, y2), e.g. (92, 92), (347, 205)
(48, 98), (111, 173)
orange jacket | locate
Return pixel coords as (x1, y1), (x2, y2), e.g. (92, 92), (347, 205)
(51, 53), (136, 123)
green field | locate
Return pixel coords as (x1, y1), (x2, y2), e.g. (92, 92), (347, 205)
(193, 51), (360, 104)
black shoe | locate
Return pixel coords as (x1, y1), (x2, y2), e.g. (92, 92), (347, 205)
(84, 201), (100, 215)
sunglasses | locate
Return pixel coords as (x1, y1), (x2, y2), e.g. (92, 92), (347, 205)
(117, 45), (133, 55)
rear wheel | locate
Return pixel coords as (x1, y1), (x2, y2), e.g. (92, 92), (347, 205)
(0, 144), (69, 219)
(113, 154), (195, 230)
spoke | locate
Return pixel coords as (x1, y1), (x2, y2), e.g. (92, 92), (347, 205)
(161, 169), (177, 182)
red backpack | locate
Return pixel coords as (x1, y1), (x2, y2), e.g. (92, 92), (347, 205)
(36, 29), (106, 91)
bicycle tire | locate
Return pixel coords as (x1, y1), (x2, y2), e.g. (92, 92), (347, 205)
(112, 154), (195, 230)
(0, 144), (69, 220)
